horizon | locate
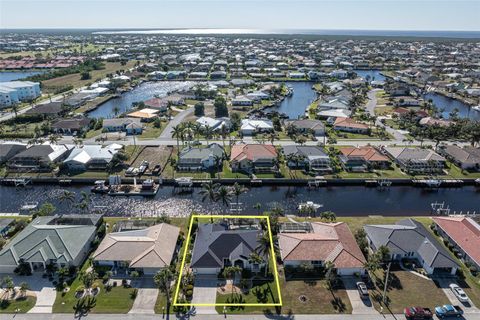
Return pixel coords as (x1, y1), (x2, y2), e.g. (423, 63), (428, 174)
(1, 0), (480, 31)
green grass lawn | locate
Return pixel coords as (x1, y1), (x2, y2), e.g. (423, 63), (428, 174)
(138, 122), (166, 140)
(369, 269), (449, 314)
(215, 279), (281, 314)
(280, 277), (352, 314)
(0, 296), (36, 313)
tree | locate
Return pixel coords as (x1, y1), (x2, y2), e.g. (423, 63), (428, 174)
(48, 134), (60, 145)
(255, 231), (278, 277)
(216, 186), (232, 212)
(154, 268), (174, 315)
(354, 229), (369, 256)
(76, 191), (90, 213)
(19, 281), (29, 298)
(376, 245), (391, 265)
(320, 210), (336, 222)
(194, 102), (205, 117)
(172, 124), (184, 154)
(324, 261), (336, 291)
(81, 71), (91, 80)
(113, 106), (120, 117)
(230, 112), (241, 131)
(34, 202), (56, 217)
(223, 265), (242, 295)
(230, 182), (248, 207)
(11, 103), (19, 118)
(3, 276), (14, 297)
(79, 269), (97, 292)
(214, 96), (228, 118)
(199, 182), (220, 203)
(58, 190), (76, 205)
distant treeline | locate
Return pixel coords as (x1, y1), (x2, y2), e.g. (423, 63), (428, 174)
(25, 60), (105, 82)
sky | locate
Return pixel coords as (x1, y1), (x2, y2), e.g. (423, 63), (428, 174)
(1, 0), (480, 31)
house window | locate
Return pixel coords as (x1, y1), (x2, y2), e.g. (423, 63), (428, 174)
(312, 260), (322, 266)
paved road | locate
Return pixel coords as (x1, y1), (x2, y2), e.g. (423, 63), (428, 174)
(159, 106), (194, 139)
(364, 89), (407, 142)
(6, 313), (480, 320)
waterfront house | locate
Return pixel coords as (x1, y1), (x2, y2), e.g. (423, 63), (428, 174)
(191, 223), (264, 275)
(127, 108), (160, 121)
(0, 215), (101, 273)
(8, 143), (70, 172)
(317, 108), (352, 120)
(364, 218), (458, 275)
(432, 216), (480, 270)
(177, 143), (225, 171)
(26, 102), (67, 118)
(283, 145), (332, 173)
(196, 116), (231, 131)
(284, 119), (325, 136)
(230, 144), (278, 173)
(240, 119), (274, 135)
(383, 147), (446, 174)
(439, 145), (480, 171)
(0, 143), (27, 164)
(144, 97), (169, 112)
(338, 146), (390, 172)
(279, 222), (366, 276)
(103, 118), (143, 135)
(333, 117), (370, 134)
(51, 116), (91, 135)
(63, 144), (122, 171)
(232, 96), (254, 107)
(92, 223), (180, 275)
(317, 98), (350, 111)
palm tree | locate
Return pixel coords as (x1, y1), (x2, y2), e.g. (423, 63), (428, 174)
(19, 282), (29, 298)
(58, 190), (76, 205)
(230, 182), (248, 208)
(172, 124), (184, 154)
(76, 191), (90, 213)
(324, 261), (336, 291)
(223, 265), (242, 295)
(255, 232), (278, 277)
(3, 276), (14, 298)
(48, 134), (60, 145)
(154, 268), (174, 316)
(203, 125), (214, 145)
(267, 132), (278, 145)
(11, 103), (19, 118)
(199, 181), (219, 203)
(216, 186), (232, 212)
(113, 105), (120, 117)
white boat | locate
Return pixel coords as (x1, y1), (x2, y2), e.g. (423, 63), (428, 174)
(298, 201), (323, 211)
(472, 105), (480, 112)
(20, 201), (39, 211)
(424, 179), (442, 188)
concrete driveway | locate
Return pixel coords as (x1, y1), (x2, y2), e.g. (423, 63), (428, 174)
(436, 278), (480, 314)
(191, 275), (219, 314)
(342, 277), (377, 315)
(129, 288), (159, 314)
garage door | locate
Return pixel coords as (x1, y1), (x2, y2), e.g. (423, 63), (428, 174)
(338, 268), (364, 276)
(194, 267), (218, 275)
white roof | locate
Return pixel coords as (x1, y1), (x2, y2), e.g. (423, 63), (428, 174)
(64, 144), (120, 165)
(241, 119), (273, 130)
(317, 109), (352, 118)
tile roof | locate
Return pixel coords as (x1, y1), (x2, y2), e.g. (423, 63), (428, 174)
(339, 146), (390, 162)
(279, 222), (366, 269)
(433, 216), (480, 266)
(231, 144), (277, 162)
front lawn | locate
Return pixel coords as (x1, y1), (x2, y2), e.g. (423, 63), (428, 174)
(0, 296), (36, 313)
(369, 269), (449, 314)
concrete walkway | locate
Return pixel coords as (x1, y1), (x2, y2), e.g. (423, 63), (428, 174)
(436, 278), (480, 314)
(129, 288), (159, 314)
(28, 285), (56, 313)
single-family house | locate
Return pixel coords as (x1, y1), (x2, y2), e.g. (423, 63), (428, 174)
(51, 117), (91, 135)
(285, 119), (325, 136)
(26, 102), (67, 118)
(283, 145), (332, 172)
(333, 117), (370, 134)
(279, 222), (366, 276)
(191, 223), (264, 274)
(63, 144), (122, 171)
(383, 147), (446, 174)
(0, 215), (101, 273)
(144, 97), (169, 112)
(432, 217), (480, 270)
(364, 218), (458, 275)
(232, 96), (254, 107)
(196, 116), (231, 131)
(439, 145), (480, 171)
(240, 119), (273, 135)
(230, 144), (278, 173)
(127, 108), (160, 121)
(177, 143), (225, 171)
(8, 144), (70, 172)
(0, 143), (27, 164)
(92, 223), (180, 275)
(338, 146), (391, 172)
(103, 118), (143, 135)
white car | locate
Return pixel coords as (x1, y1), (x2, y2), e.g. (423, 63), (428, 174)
(449, 283), (469, 302)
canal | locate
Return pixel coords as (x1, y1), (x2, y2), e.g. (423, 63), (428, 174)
(87, 81), (196, 119)
(0, 71), (47, 82)
(423, 92), (480, 121)
(266, 81), (318, 119)
(1, 185), (478, 217)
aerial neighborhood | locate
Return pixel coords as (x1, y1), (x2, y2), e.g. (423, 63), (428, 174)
(0, 28), (479, 319)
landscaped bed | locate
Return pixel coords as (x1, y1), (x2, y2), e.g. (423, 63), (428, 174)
(0, 296), (36, 313)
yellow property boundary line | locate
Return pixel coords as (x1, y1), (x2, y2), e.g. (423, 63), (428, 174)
(173, 214), (283, 307)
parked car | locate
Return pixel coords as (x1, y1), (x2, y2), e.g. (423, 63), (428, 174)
(435, 305), (463, 318)
(404, 306), (433, 319)
(125, 167), (139, 176)
(138, 160), (149, 174)
(356, 282), (368, 298)
(449, 283), (469, 302)
(151, 164), (162, 175)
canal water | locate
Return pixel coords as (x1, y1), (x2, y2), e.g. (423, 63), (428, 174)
(353, 69), (386, 82)
(0, 71), (46, 82)
(87, 81), (196, 119)
(267, 81), (318, 119)
(1, 185), (478, 217)
(423, 93), (480, 121)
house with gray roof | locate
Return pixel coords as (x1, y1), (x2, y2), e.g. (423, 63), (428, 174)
(63, 144), (123, 171)
(364, 218), (458, 275)
(190, 223), (264, 274)
(177, 143), (225, 171)
(439, 145), (480, 171)
(285, 119), (325, 136)
(103, 118), (143, 135)
(383, 147), (446, 174)
(7, 143), (70, 172)
(0, 143), (27, 164)
(283, 145), (332, 172)
(0, 215), (101, 273)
